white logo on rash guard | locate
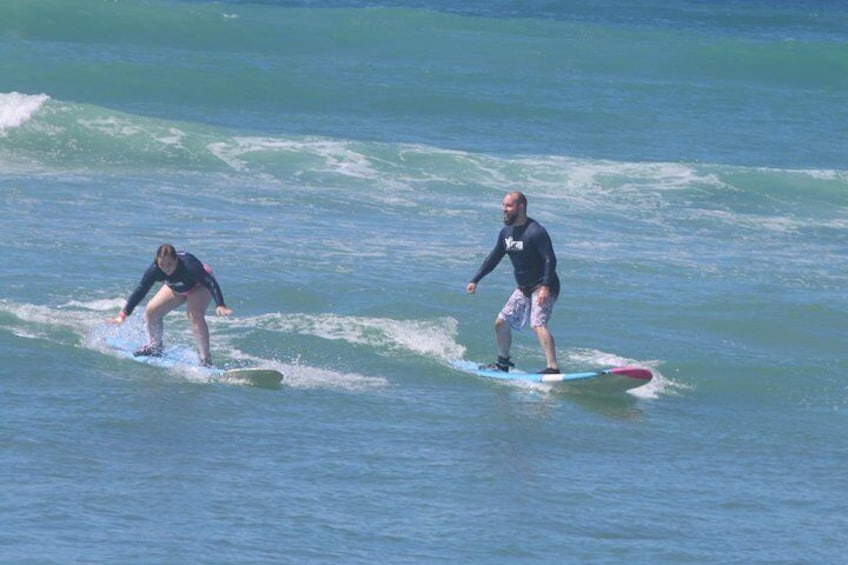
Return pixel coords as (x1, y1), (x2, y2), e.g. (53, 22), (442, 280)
(505, 237), (524, 252)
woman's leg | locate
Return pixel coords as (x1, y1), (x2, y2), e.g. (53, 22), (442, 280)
(142, 285), (186, 351)
(185, 287), (213, 364)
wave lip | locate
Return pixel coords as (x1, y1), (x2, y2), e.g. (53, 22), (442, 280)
(0, 92), (49, 133)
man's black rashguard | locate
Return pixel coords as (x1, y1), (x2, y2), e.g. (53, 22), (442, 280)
(470, 218), (560, 298)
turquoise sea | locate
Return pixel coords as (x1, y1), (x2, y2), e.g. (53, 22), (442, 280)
(2, 0), (846, 562)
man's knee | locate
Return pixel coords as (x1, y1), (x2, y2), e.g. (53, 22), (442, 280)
(532, 324), (550, 336)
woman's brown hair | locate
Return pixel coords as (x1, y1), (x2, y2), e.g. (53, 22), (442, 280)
(155, 243), (178, 262)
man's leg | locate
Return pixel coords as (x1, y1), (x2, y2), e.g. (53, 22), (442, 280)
(495, 317), (512, 359)
(531, 290), (559, 372)
(532, 325), (559, 371)
(489, 289), (528, 371)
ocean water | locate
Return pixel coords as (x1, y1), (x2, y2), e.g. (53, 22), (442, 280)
(1, 0), (847, 562)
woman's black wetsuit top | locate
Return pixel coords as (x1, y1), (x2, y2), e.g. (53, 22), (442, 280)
(122, 252), (226, 316)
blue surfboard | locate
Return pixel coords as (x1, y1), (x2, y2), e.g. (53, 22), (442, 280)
(104, 333), (283, 388)
(452, 359), (651, 393)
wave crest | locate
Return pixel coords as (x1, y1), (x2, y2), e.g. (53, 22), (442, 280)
(0, 92), (49, 133)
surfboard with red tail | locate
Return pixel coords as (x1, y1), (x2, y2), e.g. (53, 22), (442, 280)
(452, 360), (651, 393)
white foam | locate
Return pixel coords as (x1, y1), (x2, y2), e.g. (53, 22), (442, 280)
(214, 346), (389, 391)
(78, 116), (143, 138)
(0, 92), (49, 133)
(153, 127), (187, 148)
(207, 136), (348, 172)
(1, 299), (82, 330)
(276, 363), (388, 391)
(1, 300), (398, 391)
(60, 298), (125, 312)
(0, 299), (121, 352)
(564, 347), (684, 399)
(229, 312), (467, 361)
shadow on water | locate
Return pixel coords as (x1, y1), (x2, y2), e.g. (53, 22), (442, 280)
(555, 387), (648, 421)
(483, 378), (651, 422)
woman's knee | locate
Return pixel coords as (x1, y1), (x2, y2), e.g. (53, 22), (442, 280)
(144, 307), (162, 323)
(186, 308), (206, 324)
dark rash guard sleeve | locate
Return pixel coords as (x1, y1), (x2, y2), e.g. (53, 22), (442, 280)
(470, 230), (507, 284)
(122, 263), (163, 316)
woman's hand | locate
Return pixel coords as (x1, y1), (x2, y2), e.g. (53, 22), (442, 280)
(107, 311), (127, 325)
